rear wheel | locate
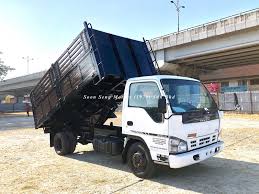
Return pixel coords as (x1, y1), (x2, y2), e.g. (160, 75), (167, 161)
(66, 131), (77, 154)
(53, 132), (70, 155)
(127, 142), (156, 179)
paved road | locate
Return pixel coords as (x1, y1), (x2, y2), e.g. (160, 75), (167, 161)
(0, 115), (258, 193)
(0, 115), (34, 130)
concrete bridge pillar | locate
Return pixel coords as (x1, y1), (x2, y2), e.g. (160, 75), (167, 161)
(155, 49), (201, 78)
(155, 50), (182, 74)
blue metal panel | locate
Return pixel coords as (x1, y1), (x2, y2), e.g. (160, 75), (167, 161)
(92, 30), (121, 77)
(92, 29), (157, 79)
(0, 103), (25, 112)
(221, 86), (248, 92)
(130, 39), (157, 76)
(113, 36), (138, 78)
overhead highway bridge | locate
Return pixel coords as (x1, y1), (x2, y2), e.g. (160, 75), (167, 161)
(0, 71), (46, 97)
(150, 8), (259, 77)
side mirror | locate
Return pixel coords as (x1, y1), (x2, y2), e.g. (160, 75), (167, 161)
(158, 96), (167, 113)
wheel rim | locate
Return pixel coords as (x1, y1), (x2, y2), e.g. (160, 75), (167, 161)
(132, 151), (147, 173)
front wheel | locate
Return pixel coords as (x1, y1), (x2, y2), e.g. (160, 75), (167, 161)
(127, 142), (156, 179)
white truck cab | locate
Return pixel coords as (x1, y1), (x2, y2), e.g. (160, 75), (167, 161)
(122, 75), (224, 177)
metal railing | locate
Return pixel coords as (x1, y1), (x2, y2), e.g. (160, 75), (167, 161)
(213, 90), (259, 113)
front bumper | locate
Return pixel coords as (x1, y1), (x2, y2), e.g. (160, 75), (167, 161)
(169, 141), (224, 168)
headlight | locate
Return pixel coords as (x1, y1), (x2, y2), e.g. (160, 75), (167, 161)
(169, 137), (188, 154)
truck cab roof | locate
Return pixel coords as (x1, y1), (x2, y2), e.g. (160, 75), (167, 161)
(128, 75), (200, 82)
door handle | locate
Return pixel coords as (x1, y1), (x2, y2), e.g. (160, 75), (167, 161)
(127, 121), (133, 126)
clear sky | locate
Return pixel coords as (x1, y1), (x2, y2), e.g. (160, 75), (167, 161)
(0, 0), (258, 79)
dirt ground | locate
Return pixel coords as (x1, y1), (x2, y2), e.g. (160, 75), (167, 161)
(0, 113), (259, 194)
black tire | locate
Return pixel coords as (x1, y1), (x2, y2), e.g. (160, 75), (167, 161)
(127, 142), (156, 179)
(53, 132), (70, 155)
(66, 131), (77, 154)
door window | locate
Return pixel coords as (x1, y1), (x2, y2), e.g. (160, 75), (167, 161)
(129, 82), (163, 123)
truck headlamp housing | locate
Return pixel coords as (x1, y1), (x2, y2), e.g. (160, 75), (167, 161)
(169, 137), (188, 154)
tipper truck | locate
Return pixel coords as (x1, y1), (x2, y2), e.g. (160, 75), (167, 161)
(31, 22), (224, 178)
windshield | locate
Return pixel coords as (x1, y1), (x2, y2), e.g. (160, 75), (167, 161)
(161, 79), (217, 113)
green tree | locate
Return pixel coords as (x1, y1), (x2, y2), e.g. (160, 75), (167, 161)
(0, 51), (15, 80)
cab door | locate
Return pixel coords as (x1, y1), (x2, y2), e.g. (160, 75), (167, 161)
(122, 81), (169, 161)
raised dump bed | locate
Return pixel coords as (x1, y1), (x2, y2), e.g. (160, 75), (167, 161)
(31, 22), (157, 129)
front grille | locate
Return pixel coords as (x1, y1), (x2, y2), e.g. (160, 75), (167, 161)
(188, 133), (217, 150)
(190, 140), (197, 148)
